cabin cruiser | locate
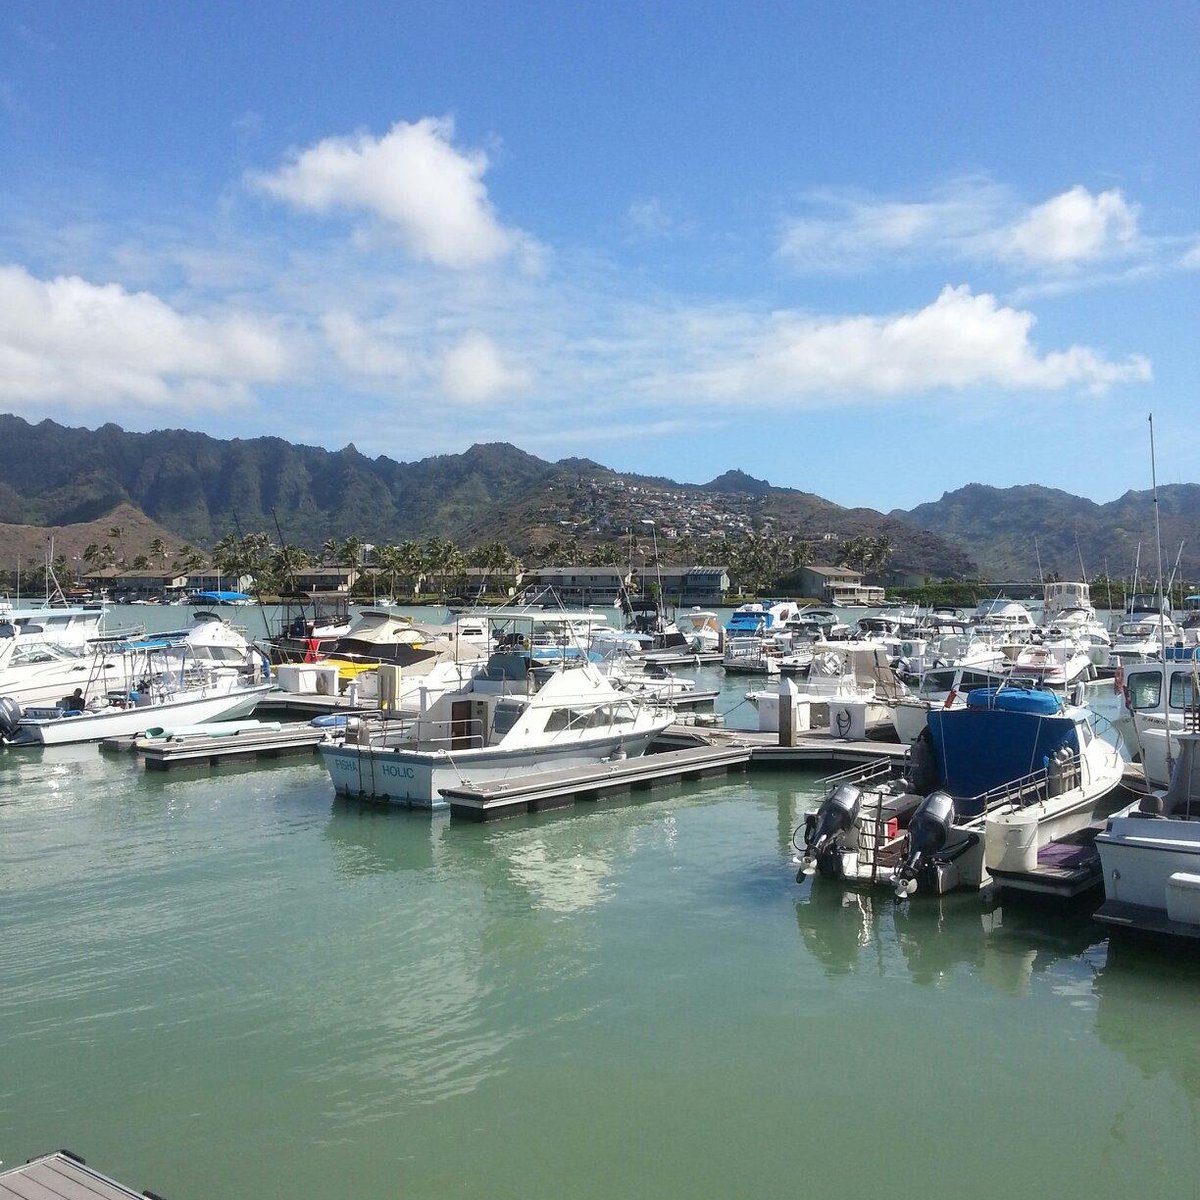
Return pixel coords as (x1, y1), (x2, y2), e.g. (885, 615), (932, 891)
(749, 644), (904, 727)
(0, 631), (124, 709)
(970, 598), (1038, 640)
(1108, 614), (1182, 667)
(678, 609), (721, 653)
(1115, 649), (1200, 787)
(0, 600), (118, 652)
(724, 600), (802, 641)
(319, 650), (674, 808)
(1009, 639), (1094, 689)
(795, 686), (1124, 897)
(1095, 731), (1200, 938)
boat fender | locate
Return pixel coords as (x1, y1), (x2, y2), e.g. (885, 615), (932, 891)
(304, 637), (321, 663)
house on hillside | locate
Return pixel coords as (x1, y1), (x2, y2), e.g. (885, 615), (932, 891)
(796, 564), (884, 605)
(522, 566), (631, 606)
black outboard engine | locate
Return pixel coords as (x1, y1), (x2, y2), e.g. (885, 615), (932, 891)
(797, 783), (861, 880)
(0, 695), (23, 743)
(894, 789), (956, 898)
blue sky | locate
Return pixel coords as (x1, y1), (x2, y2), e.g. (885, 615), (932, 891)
(1, 2), (1196, 509)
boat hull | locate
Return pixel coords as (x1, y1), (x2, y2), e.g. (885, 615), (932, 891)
(320, 725), (668, 808)
(12, 684), (273, 746)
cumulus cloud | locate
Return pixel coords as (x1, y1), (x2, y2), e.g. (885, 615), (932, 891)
(780, 181), (1144, 274)
(250, 116), (526, 269)
(439, 331), (532, 404)
(1001, 186), (1139, 265)
(321, 311), (409, 379)
(0, 263), (285, 409)
(688, 285), (1151, 401)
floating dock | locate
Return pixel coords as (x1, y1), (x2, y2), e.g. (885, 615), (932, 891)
(441, 743), (753, 820)
(102, 722), (329, 770)
(440, 726), (912, 820)
(0, 1150), (161, 1200)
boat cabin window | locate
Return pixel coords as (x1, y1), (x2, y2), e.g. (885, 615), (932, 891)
(1169, 675), (1197, 709)
(1126, 674), (1161, 710)
(491, 700), (525, 737)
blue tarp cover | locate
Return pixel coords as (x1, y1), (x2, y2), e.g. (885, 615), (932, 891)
(966, 686), (1061, 715)
(192, 591), (252, 602)
(928, 701), (1078, 814)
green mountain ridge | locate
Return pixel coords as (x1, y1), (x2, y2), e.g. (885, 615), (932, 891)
(892, 482), (1200, 580)
(12, 413), (1190, 582)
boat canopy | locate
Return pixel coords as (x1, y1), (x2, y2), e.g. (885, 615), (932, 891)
(928, 689), (1077, 812)
(192, 591), (252, 603)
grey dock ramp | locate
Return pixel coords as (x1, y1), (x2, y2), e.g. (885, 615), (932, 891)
(0, 1150), (159, 1200)
(442, 744), (752, 821)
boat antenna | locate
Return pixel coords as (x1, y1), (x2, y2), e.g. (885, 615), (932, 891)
(1149, 414), (1173, 781)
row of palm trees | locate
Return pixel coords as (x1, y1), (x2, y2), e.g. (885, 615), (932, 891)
(199, 528), (895, 597)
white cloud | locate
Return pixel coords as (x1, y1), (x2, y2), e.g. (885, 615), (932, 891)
(1001, 186), (1139, 265)
(439, 331), (532, 404)
(686, 285), (1150, 401)
(250, 116), (526, 269)
(0, 263), (286, 410)
(779, 181), (1145, 274)
(321, 311), (409, 379)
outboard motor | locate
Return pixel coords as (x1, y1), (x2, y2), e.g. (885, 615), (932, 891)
(0, 695), (23, 743)
(894, 789), (956, 898)
(797, 783), (861, 880)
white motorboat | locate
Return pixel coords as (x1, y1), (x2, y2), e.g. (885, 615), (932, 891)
(1115, 649), (1200, 786)
(319, 649), (673, 808)
(970, 597), (1038, 639)
(1095, 730), (1200, 938)
(0, 599), (118, 652)
(1108, 615), (1182, 667)
(722, 635), (781, 675)
(678, 609), (721, 653)
(1009, 640), (1093, 689)
(0, 632), (125, 709)
(1, 666), (273, 746)
(796, 686), (1125, 897)
(888, 660), (1012, 744)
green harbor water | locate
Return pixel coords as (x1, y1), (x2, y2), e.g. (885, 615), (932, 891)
(2, 608), (1199, 1197)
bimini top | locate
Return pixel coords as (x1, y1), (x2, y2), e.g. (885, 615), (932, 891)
(929, 688), (1077, 812)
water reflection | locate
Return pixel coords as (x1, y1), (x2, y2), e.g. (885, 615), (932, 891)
(1095, 937), (1200, 1098)
(795, 883), (1104, 995)
(323, 798), (447, 876)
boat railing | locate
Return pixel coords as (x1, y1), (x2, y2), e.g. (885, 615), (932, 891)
(817, 756), (908, 793)
(959, 756), (1082, 823)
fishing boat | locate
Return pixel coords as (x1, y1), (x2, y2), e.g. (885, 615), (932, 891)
(1095, 730), (1200, 938)
(0, 649), (273, 747)
(1115, 649), (1200, 787)
(319, 648), (673, 808)
(794, 686), (1124, 898)
(0, 631), (124, 709)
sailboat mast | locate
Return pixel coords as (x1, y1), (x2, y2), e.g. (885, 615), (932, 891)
(1149, 414), (1173, 781)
